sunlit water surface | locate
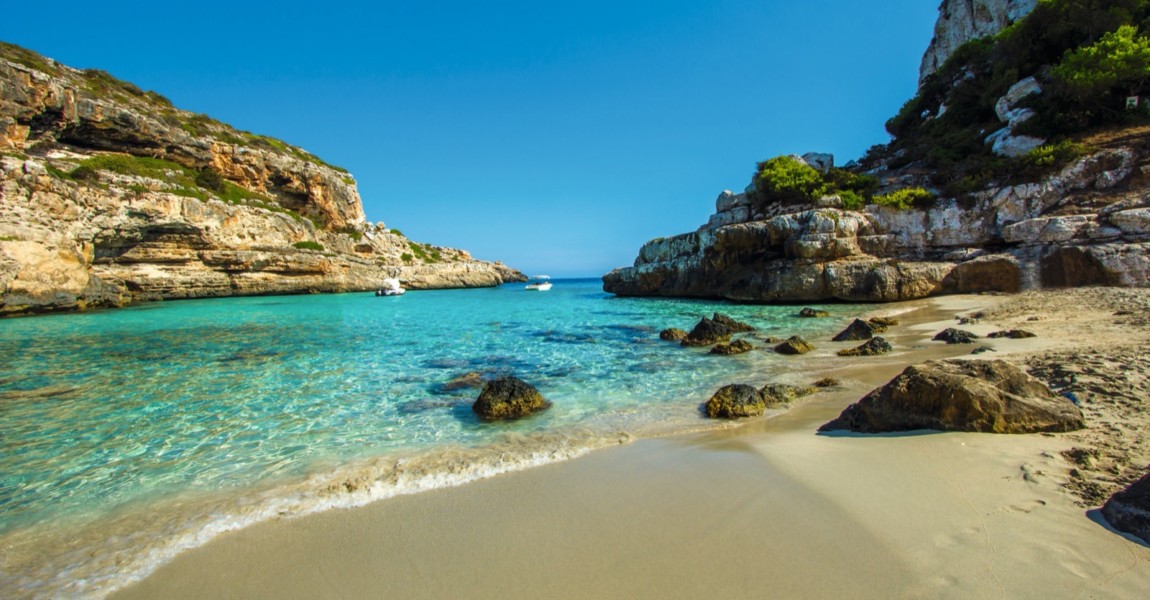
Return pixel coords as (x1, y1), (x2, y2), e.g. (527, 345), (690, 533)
(0, 280), (857, 598)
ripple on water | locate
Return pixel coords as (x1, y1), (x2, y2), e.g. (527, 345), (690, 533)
(0, 280), (857, 598)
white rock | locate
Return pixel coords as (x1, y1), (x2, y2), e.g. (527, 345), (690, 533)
(920, 0), (1038, 86)
(995, 77), (1042, 122)
(801, 152), (834, 174)
(1109, 208), (1150, 235)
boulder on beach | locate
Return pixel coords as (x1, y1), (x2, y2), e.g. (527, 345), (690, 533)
(1101, 473), (1150, 544)
(988, 329), (1037, 339)
(660, 328), (688, 341)
(933, 328), (980, 344)
(472, 376), (552, 421)
(819, 360), (1085, 434)
(799, 307), (830, 318)
(775, 336), (814, 355)
(832, 319), (885, 342)
(705, 384), (765, 419)
(760, 383), (817, 406)
(812, 377), (841, 388)
(837, 337), (893, 357)
(710, 339), (754, 355)
(681, 313), (755, 347)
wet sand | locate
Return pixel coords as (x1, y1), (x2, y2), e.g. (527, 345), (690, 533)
(111, 290), (1150, 599)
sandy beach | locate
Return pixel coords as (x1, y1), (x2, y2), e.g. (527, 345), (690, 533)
(111, 289), (1150, 599)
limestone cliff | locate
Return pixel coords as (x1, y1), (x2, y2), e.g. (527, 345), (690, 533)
(0, 43), (524, 316)
(919, 0), (1036, 87)
(604, 142), (1150, 301)
(604, 2), (1150, 303)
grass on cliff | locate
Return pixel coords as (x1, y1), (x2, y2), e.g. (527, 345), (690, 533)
(407, 241), (442, 263)
(0, 41), (59, 75)
(292, 241), (324, 251)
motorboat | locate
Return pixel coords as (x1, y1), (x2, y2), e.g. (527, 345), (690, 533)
(525, 275), (552, 291)
(375, 278), (406, 296)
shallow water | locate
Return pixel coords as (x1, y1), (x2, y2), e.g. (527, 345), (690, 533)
(0, 280), (855, 598)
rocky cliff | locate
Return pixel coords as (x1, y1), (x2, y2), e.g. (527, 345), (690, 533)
(604, 141), (1150, 301)
(604, 3), (1150, 303)
(0, 43), (524, 316)
(919, 0), (1037, 87)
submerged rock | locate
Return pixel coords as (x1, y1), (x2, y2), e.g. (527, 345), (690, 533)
(660, 328), (689, 341)
(837, 337), (893, 357)
(832, 319), (886, 342)
(933, 328), (980, 344)
(710, 339), (754, 355)
(812, 377), (841, 388)
(819, 360), (1085, 434)
(472, 376), (552, 421)
(1101, 473), (1150, 544)
(705, 384), (765, 419)
(440, 371), (486, 392)
(775, 336), (814, 355)
(799, 307), (830, 318)
(681, 313), (755, 347)
(868, 316), (900, 327)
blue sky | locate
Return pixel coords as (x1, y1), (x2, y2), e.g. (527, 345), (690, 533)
(3, 1), (938, 277)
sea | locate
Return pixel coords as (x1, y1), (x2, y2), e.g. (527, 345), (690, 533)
(0, 279), (857, 598)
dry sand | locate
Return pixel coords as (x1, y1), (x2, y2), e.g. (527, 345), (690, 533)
(111, 289), (1150, 599)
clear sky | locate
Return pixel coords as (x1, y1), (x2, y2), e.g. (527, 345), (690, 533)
(2, 1), (939, 278)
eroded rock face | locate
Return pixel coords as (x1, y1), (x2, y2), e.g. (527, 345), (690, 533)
(819, 360), (1085, 434)
(920, 0), (1038, 87)
(472, 376), (552, 421)
(0, 49), (525, 316)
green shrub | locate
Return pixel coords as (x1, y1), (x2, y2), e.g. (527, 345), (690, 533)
(194, 169), (226, 192)
(838, 190), (866, 210)
(749, 156), (827, 205)
(874, 188), (934, 210)
(68, 165), (99, 181)
(292, 241), (324, 251)
(400, 253), (414, 263)
(335, 225), (363, 241)
(390, 228), (405, 237)
(1053, 24), (1150, 103)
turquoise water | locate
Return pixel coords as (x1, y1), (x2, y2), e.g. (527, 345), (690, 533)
(0, 280), (852, 598)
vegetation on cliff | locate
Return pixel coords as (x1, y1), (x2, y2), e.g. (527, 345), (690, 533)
(872, 0), (1150, 196)
(746, 155), (930, 211)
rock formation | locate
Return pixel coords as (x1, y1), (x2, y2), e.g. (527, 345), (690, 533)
(0, 44), (524, 316)
(774, 336), (814, 355)
(919, 0), (1038, 87)
(836, 337), (893, 357)
(819, 360), (1085, 434)
(603, 143), (1150, 302)
(603, 3), (1150, 304)
(472, 376), (551, 421)
(704, 384), (765, 419)
(1101, 473), (1150, 543)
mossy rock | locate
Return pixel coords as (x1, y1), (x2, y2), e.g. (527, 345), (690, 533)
(660, 328), (688, 341)
(705, 384), (765, 419)
(710, 339), (754, 356)
(775, 336), (814, 355)
(473, 376), (551, 421)
(837, 337), (893, 357)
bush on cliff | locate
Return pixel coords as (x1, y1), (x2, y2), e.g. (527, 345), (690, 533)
(748, 156), (878, 209)
(748, 156), (826, 205)
(292, 241), (324, 251)
(874, 187), (933, 210)
(876, 0), (1150, 193)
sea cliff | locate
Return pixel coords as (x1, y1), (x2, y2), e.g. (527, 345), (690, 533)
(0, 43), (524, 316)
(604, 1), (1150, 302)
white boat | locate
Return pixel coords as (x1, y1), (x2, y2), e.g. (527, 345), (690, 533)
(525, 275), (552, 291)
(375, 278), (406, 296)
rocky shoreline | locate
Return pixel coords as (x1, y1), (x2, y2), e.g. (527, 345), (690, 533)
(0, 46), (524, 317)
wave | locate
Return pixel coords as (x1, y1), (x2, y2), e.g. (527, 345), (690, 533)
(0, 428), (642, 599)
